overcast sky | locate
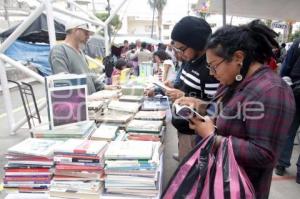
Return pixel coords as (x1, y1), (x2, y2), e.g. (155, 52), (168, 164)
(112, 0), (198, 22)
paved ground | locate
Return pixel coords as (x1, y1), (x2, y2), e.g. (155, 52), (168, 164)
(0, 82), (299, 198)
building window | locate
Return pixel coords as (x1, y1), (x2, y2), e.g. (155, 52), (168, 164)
(163, 36), (170, 40)
(163, 25), (170, 30)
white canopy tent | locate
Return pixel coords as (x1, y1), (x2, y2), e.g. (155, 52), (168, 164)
(198, 0), (300, 23)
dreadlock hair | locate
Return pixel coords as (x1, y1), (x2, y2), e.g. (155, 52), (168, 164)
(207, 19), (279, 106)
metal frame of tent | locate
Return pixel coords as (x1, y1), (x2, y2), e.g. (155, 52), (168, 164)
(0, 0), (128, 134)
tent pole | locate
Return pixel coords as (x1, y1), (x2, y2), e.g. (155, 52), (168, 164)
(45, 0), (56, 48)
(0, 59), (15, 134)
(0, 1), (45, 135)
(53, 6), (105, 27)
(68, 0), (105, 23)
(104, 0), (127, 26)
(104, 26), (110, 56)
(222, 0), (226, 26)
(0, 2), (45, 53)
(95, 0), (128, 37)
(0, 54), (44, 83)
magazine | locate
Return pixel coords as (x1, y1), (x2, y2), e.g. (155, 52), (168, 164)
(45, 74), (88, 129)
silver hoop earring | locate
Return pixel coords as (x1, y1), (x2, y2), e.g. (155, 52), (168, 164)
(235, 74), (243, 81)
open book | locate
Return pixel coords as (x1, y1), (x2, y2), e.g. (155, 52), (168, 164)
(151, 80), (172, 92)
(174, 103), (205, 122)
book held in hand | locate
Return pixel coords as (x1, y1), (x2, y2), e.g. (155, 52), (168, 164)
(174, 103), (205, 121)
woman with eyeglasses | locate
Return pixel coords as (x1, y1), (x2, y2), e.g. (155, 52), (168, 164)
(176, 20), (296, 198)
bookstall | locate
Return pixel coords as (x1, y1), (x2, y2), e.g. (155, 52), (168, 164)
(2, 73), (170, 199)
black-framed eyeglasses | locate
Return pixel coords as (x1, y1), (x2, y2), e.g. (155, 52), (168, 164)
(173, 46), (188, 53)
(206, 59), (225, 73)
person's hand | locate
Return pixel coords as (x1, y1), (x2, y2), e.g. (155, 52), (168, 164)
(145, 88), (155, 97)
(189, 115), (215, 138)
(175, 97), (208, 115)
(165, 88), (184, 101)
(163, 80), (174, 88)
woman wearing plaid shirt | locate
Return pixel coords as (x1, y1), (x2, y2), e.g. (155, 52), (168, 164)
(176, 20), (296, 198)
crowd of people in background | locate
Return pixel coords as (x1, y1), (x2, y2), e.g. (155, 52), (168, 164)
(103, 38), (183, 86)
(49, 16), (300, 199)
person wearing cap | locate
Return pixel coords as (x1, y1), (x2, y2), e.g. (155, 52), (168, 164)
(168, 16), (219, 162)
(49, 20), (105, 94)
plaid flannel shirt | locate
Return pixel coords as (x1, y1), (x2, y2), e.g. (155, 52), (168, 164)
(214, 66), (295, 199)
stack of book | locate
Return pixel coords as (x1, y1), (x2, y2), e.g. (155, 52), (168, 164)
(134, 110), (166, 121)
(126, 120), (164, 142)
(90, 124), (119, 141)
(87, 90), (120, 101)
(50, 139), (108, 198)
(95, 109), (134, 127)
(87, 100), (105, 120)
(31, 121), (96, 140)
(121, 86), (145, 96)
(119, 95), (144, 103)
(4, 138), (63, 192)
(141, 97), (170, 111)
(108, 100), (141, 113)
(104, 141), (161, 198)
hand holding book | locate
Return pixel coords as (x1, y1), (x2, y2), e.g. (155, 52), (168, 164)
(174, 103), (205, 122)
(189, 115), (216, 138)
(174, 102), (217, 138)
(174, 97), (208, 116)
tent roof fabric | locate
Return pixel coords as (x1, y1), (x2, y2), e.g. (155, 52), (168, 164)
(0, 13), (66, 43)
(199, 0), (300, 21)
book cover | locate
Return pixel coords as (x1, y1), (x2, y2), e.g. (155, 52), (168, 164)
(7, 138), (63, 157)
(119, 95), (144, 102)
(126, 120), (163, 133)
(54, 139), (108, 156)
(105, 141), (154, 160)
(45, 74), (88, 129)
(95, 110), (133, 124)
(87, 100), (105, 111)
(141, 97), (170, 111)
(91, 124), (119, 141)
(134, 111), (166, 120)
(87, 90), (120, 101)
(108, 100), (141, 113)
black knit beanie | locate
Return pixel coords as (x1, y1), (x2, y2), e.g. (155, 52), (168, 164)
(171, 16), (212, 51)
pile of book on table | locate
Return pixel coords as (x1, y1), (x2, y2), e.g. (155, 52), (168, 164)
(141, 96), (170, 111)
(87, 100), (105, 120)
(4, 138), (63, 193)
(31, 121), (96, 140)
(103, 140), (162, 198)
(50, 139), (108, 199)
(95, 100), (142, 127)
(90, 123), (120, 141)
(126, 119), (164, 142)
